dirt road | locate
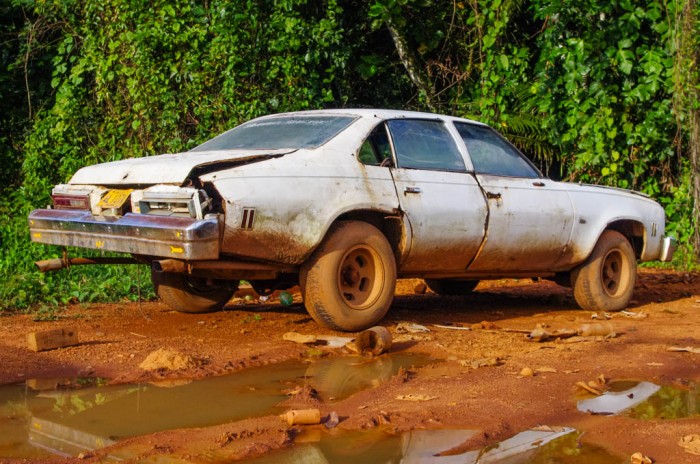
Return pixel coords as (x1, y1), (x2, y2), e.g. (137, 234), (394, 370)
(1, 268), (699, 463)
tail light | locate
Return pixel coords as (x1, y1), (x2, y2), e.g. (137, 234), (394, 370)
(51, 185), (95, 210)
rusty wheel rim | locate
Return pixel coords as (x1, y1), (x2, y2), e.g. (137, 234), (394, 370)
(601, 249), (624, 296)
(337, 245), (383, 310)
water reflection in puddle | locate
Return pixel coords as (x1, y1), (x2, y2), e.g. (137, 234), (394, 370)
(249, 427), (622, 463)
(0, 353), (431, 459)
(577, 380), (699, 419)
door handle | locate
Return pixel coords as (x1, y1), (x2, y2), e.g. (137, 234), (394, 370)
(532, 181), (546, 187)
(404, 187), (422, 195)
(485, 191), (501, 200)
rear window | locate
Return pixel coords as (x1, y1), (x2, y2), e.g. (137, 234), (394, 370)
(191, 115), (358, 151)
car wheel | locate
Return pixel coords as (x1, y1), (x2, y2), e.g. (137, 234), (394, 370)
(424, 279), (479, 295)
(571, 230), (636, 311)
(152, 271), (235, 313)
(301, 221), (397, 332)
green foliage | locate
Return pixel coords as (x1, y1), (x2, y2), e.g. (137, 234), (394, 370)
(1, 0), (349, 311)
(531, 0), (678, 189)
(0, 0), (698, 312)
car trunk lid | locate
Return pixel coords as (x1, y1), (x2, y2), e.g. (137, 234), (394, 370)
(68, 149), (295, 185)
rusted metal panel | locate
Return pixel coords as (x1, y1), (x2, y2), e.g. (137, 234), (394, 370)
(28, 209), (220, 260)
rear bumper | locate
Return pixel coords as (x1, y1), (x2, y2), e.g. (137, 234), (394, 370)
(659, 236), (677, 262)
(28, 209), (220, 260)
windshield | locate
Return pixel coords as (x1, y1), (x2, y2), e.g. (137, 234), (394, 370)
(190, 115), (358, 151)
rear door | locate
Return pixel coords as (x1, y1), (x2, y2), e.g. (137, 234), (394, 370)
(379, 119), (488, 272)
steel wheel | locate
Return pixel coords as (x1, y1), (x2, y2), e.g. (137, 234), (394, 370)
(572, 230), (636, 311)
(338, 245), (383, 310)
(301, 221), (397, 331)
(601, 249), (624, 296)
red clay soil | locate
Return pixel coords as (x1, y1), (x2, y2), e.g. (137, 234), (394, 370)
(1, 268), (699, 463)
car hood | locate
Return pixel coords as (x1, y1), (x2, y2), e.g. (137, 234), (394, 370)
(68, 149), (295, 185)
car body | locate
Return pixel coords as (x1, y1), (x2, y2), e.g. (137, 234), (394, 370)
(28, 109), (677, 331)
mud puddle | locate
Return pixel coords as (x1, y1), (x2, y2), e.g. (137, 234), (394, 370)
(0, 353), (432, 459)
(249, 426), (622, 463)
(577, 380), (699, 419)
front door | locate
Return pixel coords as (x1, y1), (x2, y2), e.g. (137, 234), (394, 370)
(453, 122), (574, 272)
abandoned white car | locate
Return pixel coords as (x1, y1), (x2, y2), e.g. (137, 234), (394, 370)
(29, 109), (676, 331)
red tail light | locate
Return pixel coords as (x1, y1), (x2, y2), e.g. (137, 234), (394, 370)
(52, 194), (90, 210)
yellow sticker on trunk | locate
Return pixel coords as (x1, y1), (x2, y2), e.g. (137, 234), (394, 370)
(98, 189), (133, 209)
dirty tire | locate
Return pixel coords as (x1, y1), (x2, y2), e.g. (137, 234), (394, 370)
(152, 271), (235, 313)
(571, 230), (636, 311)
(301, 221), (397, 332)
(424, 279), (479, 295)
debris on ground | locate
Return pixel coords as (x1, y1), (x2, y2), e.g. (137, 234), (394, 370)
(620, 310), (648, 319)
(279, 408), (321, 425)
(396, 322), (430, 333)
(536, 367), (557, 373)
(667, 346), (700, 354)
(355, 326), (392, 356)
(282, 332), (354, 348)
(630, 451), (653, 464)
(324, 411), (340, 429)
(433, 323), (472, 331)
(472, 320), (500, 330)
(139, 349), (198, 371)
(396, 394), (437, 402)
(413, 282), (428, 294)
(678, 434), (700, 455)
(526, 324), (577, 342)
(460, 357), (505, 369)
(527, 322), (616, 342)
(26, 328), (79, 352)
(575, 375), (609, 396)
(578, 323), (615, 337)
(519, 367), (534, 377)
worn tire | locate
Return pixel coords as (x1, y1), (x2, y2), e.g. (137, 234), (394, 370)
(424, 278), (479, 295)
(571, 230), (636, 311)
(301, 221), (397, 332)
(152, 271), (235, 313)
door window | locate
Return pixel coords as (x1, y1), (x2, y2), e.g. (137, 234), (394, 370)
(454, 122), (540, 178)
(386, 120), (466, 172)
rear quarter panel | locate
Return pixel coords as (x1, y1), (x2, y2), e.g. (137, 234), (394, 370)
(199, 148), (400, 264)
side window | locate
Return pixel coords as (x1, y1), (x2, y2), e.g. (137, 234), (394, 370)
(357, 124), (392, 166)
(386, 119), (466, 172)
(454, 122), (540, 178)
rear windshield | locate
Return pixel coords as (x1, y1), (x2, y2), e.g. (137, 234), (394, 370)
(190, 115), (358, 151)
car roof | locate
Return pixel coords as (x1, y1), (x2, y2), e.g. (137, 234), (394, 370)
(255, 108), (488, 126)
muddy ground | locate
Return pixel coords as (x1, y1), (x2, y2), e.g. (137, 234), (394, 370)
(1, 268), (699, 463)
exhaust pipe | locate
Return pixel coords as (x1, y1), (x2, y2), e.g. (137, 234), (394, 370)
(35, 257), (139, 273)
(152, 259), (188, 273)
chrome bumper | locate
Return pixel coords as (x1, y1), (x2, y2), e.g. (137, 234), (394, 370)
(659, 236), (677, 262)
(28, 209), (220, 260)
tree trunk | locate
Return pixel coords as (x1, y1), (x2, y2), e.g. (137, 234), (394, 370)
(384, 15), (437, 112)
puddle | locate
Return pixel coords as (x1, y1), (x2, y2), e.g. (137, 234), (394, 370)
(577, 380), (700, 419)
(249, 427), (622, 463)
(0, 353), (432, 459)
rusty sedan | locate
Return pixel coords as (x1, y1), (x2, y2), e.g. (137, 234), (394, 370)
(28, 109), (676, 331)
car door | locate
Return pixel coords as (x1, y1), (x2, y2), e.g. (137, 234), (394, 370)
(453, 122), (574, 272)
(375, 119), (488, 272)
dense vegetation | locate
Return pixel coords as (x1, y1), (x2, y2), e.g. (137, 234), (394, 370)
(1, 0), (698, 311)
